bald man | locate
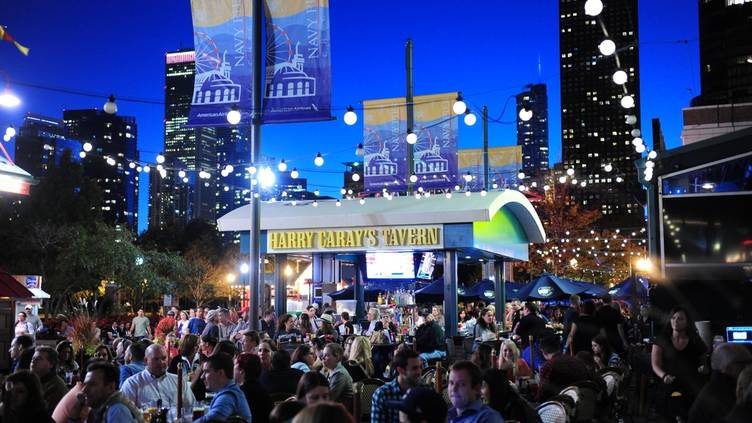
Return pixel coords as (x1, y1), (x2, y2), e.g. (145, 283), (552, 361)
(121, 344), (195, 409)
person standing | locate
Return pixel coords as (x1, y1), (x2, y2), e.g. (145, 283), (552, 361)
(129, 309), (151, 341)
(562, 295), (580, 343)
(15, 311), (35, 339)
(371, 348), (423, 423)
(447, 361), (504, 423)
(30, 346), (69, 414)
(594, 294), (629, 354)
(513, 303), (546, 349)
(187, 307), (207, 335)
(202, 309), (220, 339)
(24, 304), (43, 334)
(154, 310), (177, 343)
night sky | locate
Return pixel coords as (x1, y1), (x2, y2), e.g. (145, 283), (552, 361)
(0, 1), (699, 232)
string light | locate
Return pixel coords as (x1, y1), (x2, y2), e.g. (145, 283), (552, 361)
(226, 105), (241, 125)
(452, 93), (467, 115)
(598, 39), (616, 56)
(314, 152), (324, 167)
(406, 131), (417, 145)
(343, 105), (357, 125)
(277, 159), (287, 172)
(290, 168), (299, 179)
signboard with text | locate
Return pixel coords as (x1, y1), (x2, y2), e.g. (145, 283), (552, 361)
(267, 224), (443, 253)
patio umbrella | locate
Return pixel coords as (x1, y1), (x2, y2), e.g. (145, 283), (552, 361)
(566, 278), (609, 298)
(608, 276), (649, 300)
(327, 285), (382, 302)
(515, 273), (589, 301)
(462, 279), (525, 302)
(414, 277), (446, 303)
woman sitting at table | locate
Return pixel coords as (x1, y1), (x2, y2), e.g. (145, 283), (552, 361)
(498, 339), (532, 383)
(473, 307), (499, 351)
(592, 334), (621, 370)
(299, 313), (314, 337)
(291, 344), (316, 373)
(344, 336), (374, 382)
(315, 313), (340, 343)
(276, 313), (302, 343)
(471, 343), (494, 371)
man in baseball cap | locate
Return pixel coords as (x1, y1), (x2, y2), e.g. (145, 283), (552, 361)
(387, 387), (448, 423)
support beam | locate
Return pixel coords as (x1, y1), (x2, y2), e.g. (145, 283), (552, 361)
(274, 254), (287, 316)
(443, 250), (458, 337)
(494, 260), (506, 330)
(355, 255), (365, 322)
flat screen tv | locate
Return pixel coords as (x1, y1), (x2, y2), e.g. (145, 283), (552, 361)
(366, 252), (415, 279)
(416, 252), (436, 280)
(726, 326), (752, 344)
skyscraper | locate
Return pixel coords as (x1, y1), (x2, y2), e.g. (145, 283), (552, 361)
(516, 84), (549, 184)
(14, 113), (77, 177)
(559, 0), (643, 230)
(694, 0), (752, 106)
(147, 156), (191, 231)
(63, 109), (139, 232)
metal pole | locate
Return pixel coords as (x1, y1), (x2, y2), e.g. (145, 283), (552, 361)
(443, 250), (458, 337)
(482, 106), (489, 191)
(405, 38), (414, 195)
(248, 0), (263, 331)
(274, 254), (287, 316)
(494, 259), (506, 330)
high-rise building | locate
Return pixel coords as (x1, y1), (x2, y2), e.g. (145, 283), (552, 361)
(14, 113), (82, 177)
(63, 109), (139, 232)
(694, 0), (752, 106)
(147, 156), (191, 231)
(559, 0), (643, 230)
(516, 84), (549, 184)
(159, 49), (219, 227)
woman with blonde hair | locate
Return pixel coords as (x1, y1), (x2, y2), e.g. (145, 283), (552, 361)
(498, 339), (532, 383)
(345, 336), (374, 381)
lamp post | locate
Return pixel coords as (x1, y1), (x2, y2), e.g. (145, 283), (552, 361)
(405, 38), (415, 195)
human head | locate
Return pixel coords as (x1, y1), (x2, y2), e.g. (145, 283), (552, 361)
(387, 386), (448, 423)
(206, 309), (219, 323)
(481, 307), (495, 326)
(523, 302), (538, 316)
(499, 339), (519, 365)
(17, 311), (27, 321)
(258, 340), (277, 366)
(196, 308), (205, 319)
(711, 343), (752, 378)
(570, 294), (581, 308)
(5, 370), (45, 412)
(179, 334), (200, 358)
(306, 305), (317, 318)
(278, 313), (295, 332)
(539, 333), (562, 360)
(137, 308), (145, 317)
(340, 311), (350, 322)
(94, 345), (113, 362)
(393, 348), (422, 388)
(145, 344), (168, 377)
(82, 362), (119, 408)
(292, 344), (316, 366)
(179, 311), (189, 321)
(241, 330), (261, 354)
(320, 313), (334, 329)
(217, 308), (229, 324)
(11, 335), (34, 360)
(202, 353), (234, 392)
(472, 344), (493, 371)
(200, 335), (218, 356)
(291, 401), (355, 423)
(591, 335), (611, 359)
(270, 400), (305, 423)
(480, 368), (512, 413)
(667, 306), (695, 335)
(30, 346), (58, 378)
(448, 361), (483, 411)
(368, 307), (380, 321)
(126, 342), (146, 364)
(272, 349), (292, 371)
(322, 343), (343, 370)
(296, 371), (330, 404)
(235, 352), (262, 385)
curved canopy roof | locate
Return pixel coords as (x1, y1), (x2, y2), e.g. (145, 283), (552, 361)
(217, 189), (546, 243)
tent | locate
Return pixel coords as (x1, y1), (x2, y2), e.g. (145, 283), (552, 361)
(515, 273), (589, 301)
(415, 278), (447, 303)
(608, 276), (649, 300)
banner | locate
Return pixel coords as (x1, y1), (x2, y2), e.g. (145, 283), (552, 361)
(458, 146), (522, 190)
(187, 0), (253, 127)
(263, 0), (332, 123)
(363, 93), (458, 193)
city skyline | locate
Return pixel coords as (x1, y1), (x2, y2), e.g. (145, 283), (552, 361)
(0, 1), (700, 232)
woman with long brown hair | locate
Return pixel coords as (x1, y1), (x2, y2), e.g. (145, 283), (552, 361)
(2, 370), (55, 422)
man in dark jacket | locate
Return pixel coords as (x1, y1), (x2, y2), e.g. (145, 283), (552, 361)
(414, 310), (445, 366)
(688, 343), (752, 423)
(536, 333), (592, 402)
(514, 302), (547, 349)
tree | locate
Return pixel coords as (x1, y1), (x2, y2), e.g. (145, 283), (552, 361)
(180, 245), (235, 307)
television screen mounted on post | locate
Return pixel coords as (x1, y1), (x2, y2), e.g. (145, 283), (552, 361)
(416, 252), (436, 280)
(365, 252), (415, 279)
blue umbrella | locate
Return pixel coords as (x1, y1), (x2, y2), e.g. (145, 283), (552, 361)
(327, 285), (382, 302)
(566, 278), (609, 298)
(461, 279), (525, 302)
(415, 277), (446, 303)
(516, 273), (589, 301)
(608, 276), (649, 300)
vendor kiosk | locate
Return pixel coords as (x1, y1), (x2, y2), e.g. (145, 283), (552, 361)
(217, 190), (546, 336)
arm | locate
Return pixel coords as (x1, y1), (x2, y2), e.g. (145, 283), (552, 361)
(120, 378), (139, 408)
(565, 322), (578, 354)
(370, 388), (385, 423)
(328, 372), (348, 401)
(200, 392), (235, 422)
(651, 343), (674, 384)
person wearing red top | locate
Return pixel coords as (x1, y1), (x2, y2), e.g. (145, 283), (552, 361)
(155, 310), (177, 343)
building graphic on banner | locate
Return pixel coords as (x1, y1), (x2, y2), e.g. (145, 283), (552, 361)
(265, 24), (316, 99)
(364, 128), (398, 178)
(192, 33), (242, 106)
(458, 146), (523, 191)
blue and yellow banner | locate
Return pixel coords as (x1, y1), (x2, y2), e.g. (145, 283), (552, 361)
(262, 0), (332, 123)
(363, 93), (458, 193)
(458, 146), (522, 190)
(187, 0), (253, 127)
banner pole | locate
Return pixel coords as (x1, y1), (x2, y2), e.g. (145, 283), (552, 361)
(405, 39), (414, 196)
(249, 0), (264, 331)
(483, 105), (489, 191)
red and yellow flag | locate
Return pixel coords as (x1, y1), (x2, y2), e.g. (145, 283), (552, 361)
(0, 26), (29, 56)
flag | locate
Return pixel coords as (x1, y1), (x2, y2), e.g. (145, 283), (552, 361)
(0, 26), (29, 56)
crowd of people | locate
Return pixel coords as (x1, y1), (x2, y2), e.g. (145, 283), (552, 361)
(3, 295), (752, 423)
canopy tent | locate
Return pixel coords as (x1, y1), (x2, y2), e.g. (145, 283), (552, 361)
(567, 279), (609, 298)
(608, 276), (649, 300)
(515, 273), (588, 301)
(415, 278), (447, 303)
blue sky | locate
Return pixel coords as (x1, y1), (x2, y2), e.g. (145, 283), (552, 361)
(0, 1), (699, 232)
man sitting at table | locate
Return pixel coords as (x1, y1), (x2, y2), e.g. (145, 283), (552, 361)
(415, 308), (446, 366)
(371, 348), (423, 423)
(121, 344), (195, 409)
(196, 353), (252, 422)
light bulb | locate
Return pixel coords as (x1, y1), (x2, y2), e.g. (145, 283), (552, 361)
(226, 106), (241, 125)
(480, 189), (487, 196)
(632, 137), (644, 146)
(621, 95), (635, 109)
(336, 200), (341, 207)
(566, 168), (575, 176)
(314, 153), (324, 167)
(518, 172), (526, 179)
(647, 150), (658, 159)
(463, 172), (472, 182)
(599, 39), (616, 56)
(278, 160), (287, 172)
(612, 70), (628, 85)
(343, 106), (357, 126)
(359, 198), (365, 205)
(340, 188), (347, 195)
(156, 154), (165, 164)
(636, 144), (646, 153)
(559, 176), (567, 183)
(156, 164), (163, 172)
(103, 94), (117, 114)
(312, 200), (318, 207)
(225, 164), (234, 173)
(259, 167), (275, 188)
(352, 173), (361, 182)
(445, 192), (452, 199)
(355, 143), (364, 157)
(409, 174), (418, 183)
(616, 176), (623, 183)
(143, 165), (151, 173)
(178, 170), (186, 178)
(584, 0), (604, 16)
(406, 132), (417, 145)
(604, 164), (613, 172)
(5, 126), (16, 138)
(626, 115), (638, 125)
(290, 168), (299, 179)
(79, 151), (86, 158)
(645, 161), (655, 168)
(0, 90), (21, 108)
(83, 142), (93, 152)
(464, 112), (477, 126)
(631, 129), (641, 137)
(518, 108), (533, 122)
(452, 96), (467, 115)
(106, 157), (116, 166)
